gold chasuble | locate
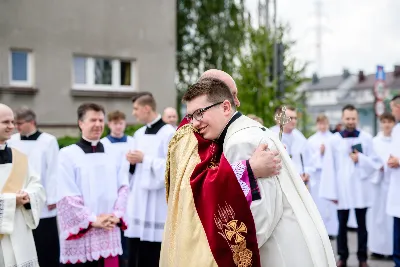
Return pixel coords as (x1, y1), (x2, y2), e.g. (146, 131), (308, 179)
(161, 119), (261, 267)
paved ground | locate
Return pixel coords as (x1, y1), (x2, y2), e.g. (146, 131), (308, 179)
(331, 232), (393, 267)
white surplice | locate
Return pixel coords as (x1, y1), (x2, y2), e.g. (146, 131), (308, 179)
(270, 126), (313, 176)
(57, 140), (129, 263)
(125, 120), (175, 242)
(307, 131), (338, 236)
(367, 132), (393, 255)
(387, 123), (400, 219)
(7, 132), (59, 218)
(0, 148), (46, 267)
(319, 131), (382, 210)
(225, 115), (336, 267)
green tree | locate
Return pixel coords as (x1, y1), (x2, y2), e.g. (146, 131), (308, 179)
(176, 0), (248, 114)
(235, 23), (307, 128)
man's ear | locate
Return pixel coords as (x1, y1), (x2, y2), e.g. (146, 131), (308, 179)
(223, 100), (232, 113)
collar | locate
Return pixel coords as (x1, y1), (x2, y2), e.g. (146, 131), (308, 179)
(146, 114), (162, 128)
(21, 130), (42, 141)
(81, 136), (100, 146)
(0, 143), (6, 150)
(216, 111), (242, 145)
(339, 129), (360, 138)
(106, 134), (127, 143)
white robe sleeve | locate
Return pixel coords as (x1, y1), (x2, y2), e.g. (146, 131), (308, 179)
(224, 134), (283, 248)
(140, 131), (174, 190)
(44, 136), (59, 205)
(113, 153), (130, 220)
(21, 166), (46, 229)
(356, 136), (382, 180)
(302, 142), (316, 175)
(0, 193), (17, 234)
(319, 138), (338, 201)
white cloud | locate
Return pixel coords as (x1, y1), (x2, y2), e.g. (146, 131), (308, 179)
(245, 0), (400, 76)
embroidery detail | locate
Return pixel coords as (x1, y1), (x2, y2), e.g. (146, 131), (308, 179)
(214, 203), (253, 267)
(0, 195), (4, 230)
(232, 161), (250, 197)
(208, 143), (219, 169)
(10, 258), (39, 267)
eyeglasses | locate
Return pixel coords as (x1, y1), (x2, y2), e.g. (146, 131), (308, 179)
(185, 102), (223, 122)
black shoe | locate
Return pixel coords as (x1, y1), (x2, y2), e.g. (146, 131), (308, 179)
(336, 260), (347, 267)
(370, 253), (385, 259)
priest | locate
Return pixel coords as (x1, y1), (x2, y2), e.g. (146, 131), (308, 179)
(306, 114), (338, 239)
(171, 78), (336, 266)
(368, 112), (395, 258)
(319, 104), (381, 267)
(7, 107), (60, 267)
(0, 103), (46, 267)
(124, 92), (176, 267)
(57, 103), (129, 266)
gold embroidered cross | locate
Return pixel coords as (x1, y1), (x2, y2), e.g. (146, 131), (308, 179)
(274, 106), (291, 141)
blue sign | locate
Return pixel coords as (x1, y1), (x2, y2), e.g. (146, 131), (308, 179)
(376, 65), (386, 81)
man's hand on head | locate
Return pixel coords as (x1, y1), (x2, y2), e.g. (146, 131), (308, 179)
(249, 143), (282, 178)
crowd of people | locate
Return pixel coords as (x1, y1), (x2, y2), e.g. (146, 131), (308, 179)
(0, 68), (398, 267)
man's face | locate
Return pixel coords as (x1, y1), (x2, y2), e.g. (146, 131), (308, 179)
(108, 119), (126, 137)
(186, 95), (230, 140)
(132, 102), (149, 124)
(283, 109), (297, 132)
(163, 109), (178, 126)
(15, 119), (34, 135)
(380, 118), (395, 135)
(342, 109), (358, 131)
(390, 101), (400, 121)
(78, 110), (104, 140)
(0, 110), (14, 142)
(316, 119), (329, 132)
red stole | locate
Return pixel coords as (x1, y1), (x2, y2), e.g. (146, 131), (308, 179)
(178, 118), (261, 267)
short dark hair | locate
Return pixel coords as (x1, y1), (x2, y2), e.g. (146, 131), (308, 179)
(132, 92), (156, 111)
(379, 112), (396, 122)
(182, 77), (235, 108)
(342, 104), (357, 113)
(77, 103), (105, 121)
(107, 110), (126, 122)
(14, 107), (36, 123)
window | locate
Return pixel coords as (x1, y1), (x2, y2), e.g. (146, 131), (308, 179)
(9, 50), (33, 86)
(73, 56), (136, 91)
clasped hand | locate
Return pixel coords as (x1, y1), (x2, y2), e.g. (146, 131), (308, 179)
(349, 149), (359, 163)
(92, 214), (120, 230)
(126, 150), (144, 164)
(387, 154), (400, 168)
(16, 190), (30, 207)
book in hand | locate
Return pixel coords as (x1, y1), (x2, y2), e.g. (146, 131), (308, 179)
(351, 143), (363, 153)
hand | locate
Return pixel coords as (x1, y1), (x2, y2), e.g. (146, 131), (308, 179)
(388, 155), (400, 168)
(126, 150), (144, 164)
(320, 144), (325, 156)
(48, 204), (57, 211)
(331, 200), (338, 204)
(301, 173), (310, 183)
(92, 214), (116, 230)
(349, 149), (359, 163)
(249, 143), (282, 178)
(16, 191), (29, 207)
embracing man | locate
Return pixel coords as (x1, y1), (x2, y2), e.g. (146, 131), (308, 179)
(162, 77), (336, 267)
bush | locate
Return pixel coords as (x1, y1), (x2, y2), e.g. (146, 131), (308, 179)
(57, 124), (143, 149)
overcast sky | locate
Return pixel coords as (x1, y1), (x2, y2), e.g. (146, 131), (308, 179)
(245, 0), (400, 77)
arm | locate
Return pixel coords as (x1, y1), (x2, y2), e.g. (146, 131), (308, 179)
(140, 130), (174, 190)
(56, 151), (97, 240)
(21, 166), (46, 229)
(0, 193), (17, 234)
(44, 137), (59, 206)
(319, 138), (338, 201)
(112, 154), (130, 229)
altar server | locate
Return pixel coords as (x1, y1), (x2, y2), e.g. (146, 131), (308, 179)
(0, 103), (45, 267)
(57, 103), (129, 266)
(387, 95), (400, 267)
(368, 112), (395, 258)
(320, 104), (381, 267)
(125, 92), (175, 267)
(307, 114), (338, 238)
(7, 107), (60, 267)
